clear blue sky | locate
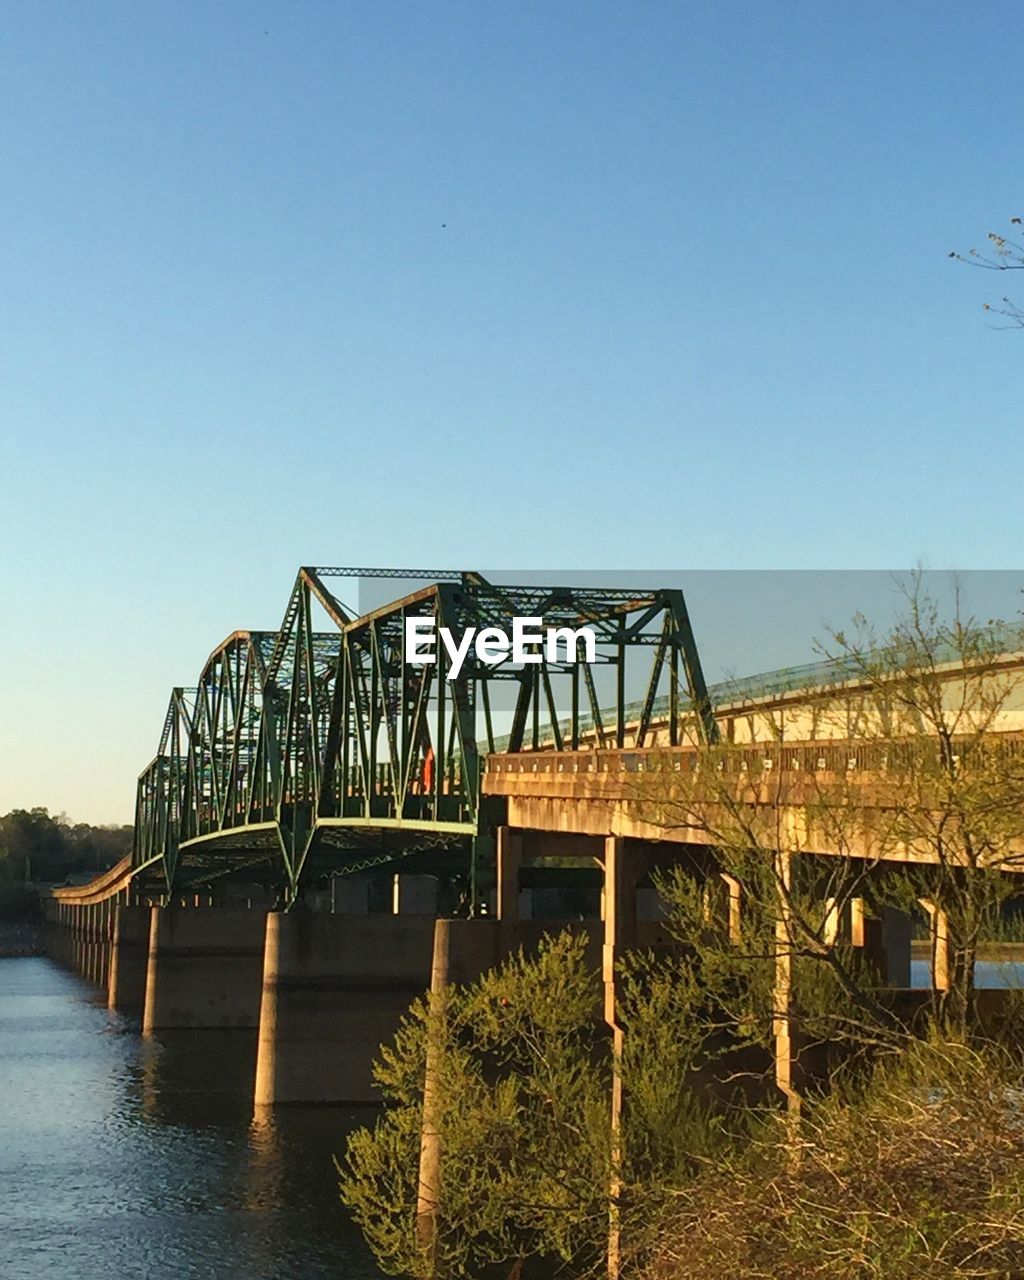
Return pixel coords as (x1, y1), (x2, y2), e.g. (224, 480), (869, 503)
(2, 2), (1022, 823)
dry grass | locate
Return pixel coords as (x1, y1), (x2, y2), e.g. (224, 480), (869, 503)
(637, 1041), (1024, 1280)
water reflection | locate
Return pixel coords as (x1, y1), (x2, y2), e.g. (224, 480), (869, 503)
(133, 1027), (260, 1126)
(0, 958), (381, 1280)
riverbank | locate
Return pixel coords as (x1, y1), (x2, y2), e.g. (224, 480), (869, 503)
(0, 920), (43, 957)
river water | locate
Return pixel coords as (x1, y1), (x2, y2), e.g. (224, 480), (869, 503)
(4, 955), (1022, 1280)
(0, 958), (382, 1280)
(910, 959), (1024, 988)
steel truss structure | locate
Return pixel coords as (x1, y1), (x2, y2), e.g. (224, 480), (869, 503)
(132, 569), (716, 906)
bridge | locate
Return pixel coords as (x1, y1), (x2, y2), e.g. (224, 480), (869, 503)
(43, 568), (1024, 1110)
(127, 567), (718, 908)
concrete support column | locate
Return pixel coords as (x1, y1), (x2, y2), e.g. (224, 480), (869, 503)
(919, 899), (950, 991)
(88, 903), (101, 981)
(416, 918), (452, 1261)
(392, 874), (438, 916)
(83, 906), (92, 978)
(496, 826), (523, 924)
(603, 836), (634, 1280)
(722, 874), (742, 942)
(142, 907), (269, 1033)
(254, 912), (437, 1106)
(703, 873), (741, 941)
(72, 905), (87, 975)
(413, 913), (604, 1261)
(86, 904), (98, 985)
(107, 905), (152, 1015)
(69, 904), (78, 967)
(95, 900), (112, 988)
(822, 896), (911, 988)
(100, 900), (113, 986)
(823, 895), (866, 947)
(773, 850), (799, 1113)
(65, 905), (75, 970)
(82, 905), (95, 979)
(849, 897), (866, 948)
(63, 903), (76, 968)
(603, 836), (637, 1020)
(415, 917), (503, 1260)
(76, 904), (86, 971)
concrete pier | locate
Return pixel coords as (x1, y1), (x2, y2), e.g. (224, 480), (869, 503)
(823, 895), (914, 988)
(254, 912), (437, 1106)
(413, 910), (604, 1254)
(107, 905), (152, 1015)
(142, 907), (269, 1033)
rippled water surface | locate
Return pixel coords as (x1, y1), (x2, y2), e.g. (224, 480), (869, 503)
(0, 958), (383, 1280)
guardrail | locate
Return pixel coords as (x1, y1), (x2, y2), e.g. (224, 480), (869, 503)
(485, 730), (1024, 779)
(486, 623), (1024, 753)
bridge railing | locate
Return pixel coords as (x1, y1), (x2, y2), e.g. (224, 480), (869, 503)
(487, 621), (1024, 754)
(51, 856), (135, 906)
(485, 730), (1024, 779)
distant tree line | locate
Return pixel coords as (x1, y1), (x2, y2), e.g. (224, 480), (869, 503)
(0, 808), (133, 919)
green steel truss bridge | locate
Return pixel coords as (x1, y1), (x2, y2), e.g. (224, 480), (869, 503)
(132, 569), (719, 907)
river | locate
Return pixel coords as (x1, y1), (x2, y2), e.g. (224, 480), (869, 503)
(910, 958), (1024, 988)
(4, 953), (1022, 1280)
(0, 957), (382, 1280)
